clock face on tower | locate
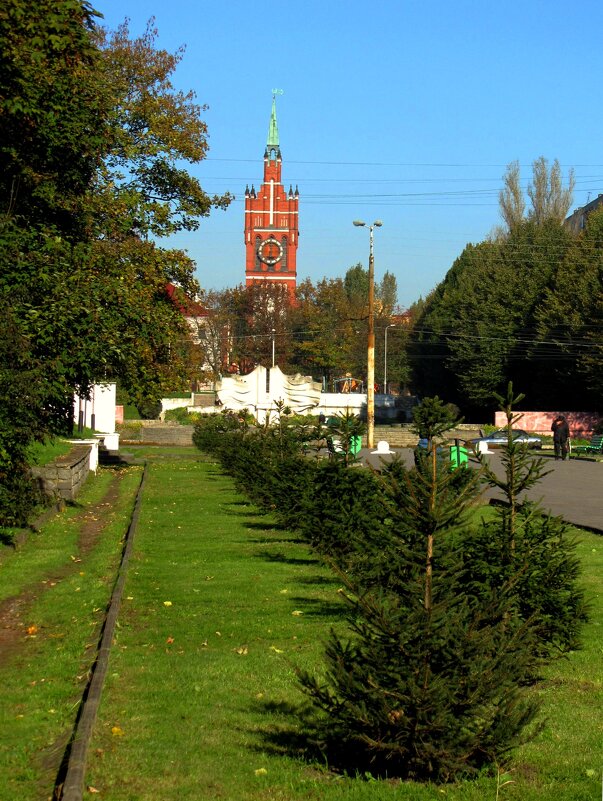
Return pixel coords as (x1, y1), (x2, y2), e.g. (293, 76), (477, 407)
(258, 237), (282, 266)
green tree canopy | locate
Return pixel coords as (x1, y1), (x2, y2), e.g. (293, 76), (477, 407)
(293, 277), (359, 383)
(536, 207), (603, 407)
(0, 5), (231, 524)
(93, 20), (231, 241)
(410, 220), (574, 413)
(0, 0), (107, 234)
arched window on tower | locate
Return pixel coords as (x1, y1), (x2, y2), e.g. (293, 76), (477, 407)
(280, 236), (288, 272)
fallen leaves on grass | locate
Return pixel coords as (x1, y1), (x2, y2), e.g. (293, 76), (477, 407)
(163, 601), (172, 607)
(234, 645), (248, 655)
(254, 768), (268, 776)
(111, 726), (124, 737)
(27, 625), (38, 636)
(291, 610), (303, 616)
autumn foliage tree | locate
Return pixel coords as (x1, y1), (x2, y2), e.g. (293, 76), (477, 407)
(0, 4), (230, 527)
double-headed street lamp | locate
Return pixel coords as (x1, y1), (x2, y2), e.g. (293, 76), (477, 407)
(384, 324), (397, 395)
(353, 219), (383, 449)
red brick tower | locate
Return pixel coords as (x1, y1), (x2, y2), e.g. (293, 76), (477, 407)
(244, 93), (299, 297)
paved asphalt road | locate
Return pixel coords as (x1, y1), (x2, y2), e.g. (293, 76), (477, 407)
(357, 448), (603, 534)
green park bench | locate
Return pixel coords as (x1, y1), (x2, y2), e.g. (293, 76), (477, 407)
(573, 434), (603, 455)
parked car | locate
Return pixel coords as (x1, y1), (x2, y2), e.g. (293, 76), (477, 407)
(471, 429), (542, 450)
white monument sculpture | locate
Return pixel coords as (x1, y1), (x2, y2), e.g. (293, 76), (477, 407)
(217, 365), (321, 424)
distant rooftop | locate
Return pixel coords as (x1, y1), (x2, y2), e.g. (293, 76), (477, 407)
(565, 194), (603, 233)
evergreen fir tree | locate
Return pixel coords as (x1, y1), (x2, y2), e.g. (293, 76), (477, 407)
(297, 394), (578, 781)
(467, 383), (589, 657)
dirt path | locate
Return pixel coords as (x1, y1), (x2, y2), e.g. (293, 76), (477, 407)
(0, 473), (123, 668)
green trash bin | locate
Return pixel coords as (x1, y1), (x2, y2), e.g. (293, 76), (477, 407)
(449, 441), (468, 470)
(350, 435), (362, 456)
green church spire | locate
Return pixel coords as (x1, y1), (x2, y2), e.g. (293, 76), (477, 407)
(267, 89), (283, 152)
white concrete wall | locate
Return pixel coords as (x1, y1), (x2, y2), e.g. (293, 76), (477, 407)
(159, 395), (194, 419)
(315, 392), (366, 418)
(67, 439), (99, 472)
(74, 383), (117, 433)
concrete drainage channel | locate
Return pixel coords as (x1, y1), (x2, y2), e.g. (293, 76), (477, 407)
(55, 464), (148, 801)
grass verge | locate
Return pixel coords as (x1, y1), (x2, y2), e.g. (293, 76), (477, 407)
(0, 465), (143, 801)
(27, 439), (73, 467)
(85, 455), (602, 801)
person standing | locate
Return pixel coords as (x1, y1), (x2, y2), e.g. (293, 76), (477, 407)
(551, 415), (570, 460)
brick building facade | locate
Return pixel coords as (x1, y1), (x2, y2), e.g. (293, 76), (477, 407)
(244, 94), (299, 297)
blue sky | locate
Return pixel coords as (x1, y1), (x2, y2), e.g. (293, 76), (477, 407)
(94, 0), (603, 308)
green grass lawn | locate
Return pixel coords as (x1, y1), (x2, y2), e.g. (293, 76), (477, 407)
(27, 438), (73, 466)
(1, 453), (601, 801)
(0, 466), (143, 801)
(86, 455), (602, 801)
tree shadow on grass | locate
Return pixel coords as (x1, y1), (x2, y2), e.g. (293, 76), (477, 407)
(246, 699), (327, 765)
(247, 699), (382, 781)
(296, 574), (340, 587)
(248, 535), (306, 545)
(224, 508), (266, 518)
(254, 549), (319, 567)
(245, 520), (289, 532)
(288, 595), (346, 619)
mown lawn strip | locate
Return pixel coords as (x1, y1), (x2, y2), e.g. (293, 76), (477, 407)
(87, 456), (603, 801)
(0, 465), (143, 801)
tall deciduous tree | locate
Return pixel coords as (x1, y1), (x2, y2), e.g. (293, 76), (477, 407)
(499, 157), (574, 234)
(499, 160), (525, 232)
(528, 156), (575, 225)
(378, 270), (398, 315)
(83, 19), (231, 405)
(293, 277), (359, 384)
(93, 20), (231, 242)
(0, 6), (231, 525)
(0, 0), (107, 234)
(2, 11), (231, 412)
(0, 0), (108, 527)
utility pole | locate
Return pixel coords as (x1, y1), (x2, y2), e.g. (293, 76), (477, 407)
(384, 324), (397, 395)
(353, 219), (383, 449)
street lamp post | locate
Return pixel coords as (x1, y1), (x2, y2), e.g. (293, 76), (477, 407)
(353, 219), (383, 449)
(271, 328), (276, 368)
(384, 324), (397, 395)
